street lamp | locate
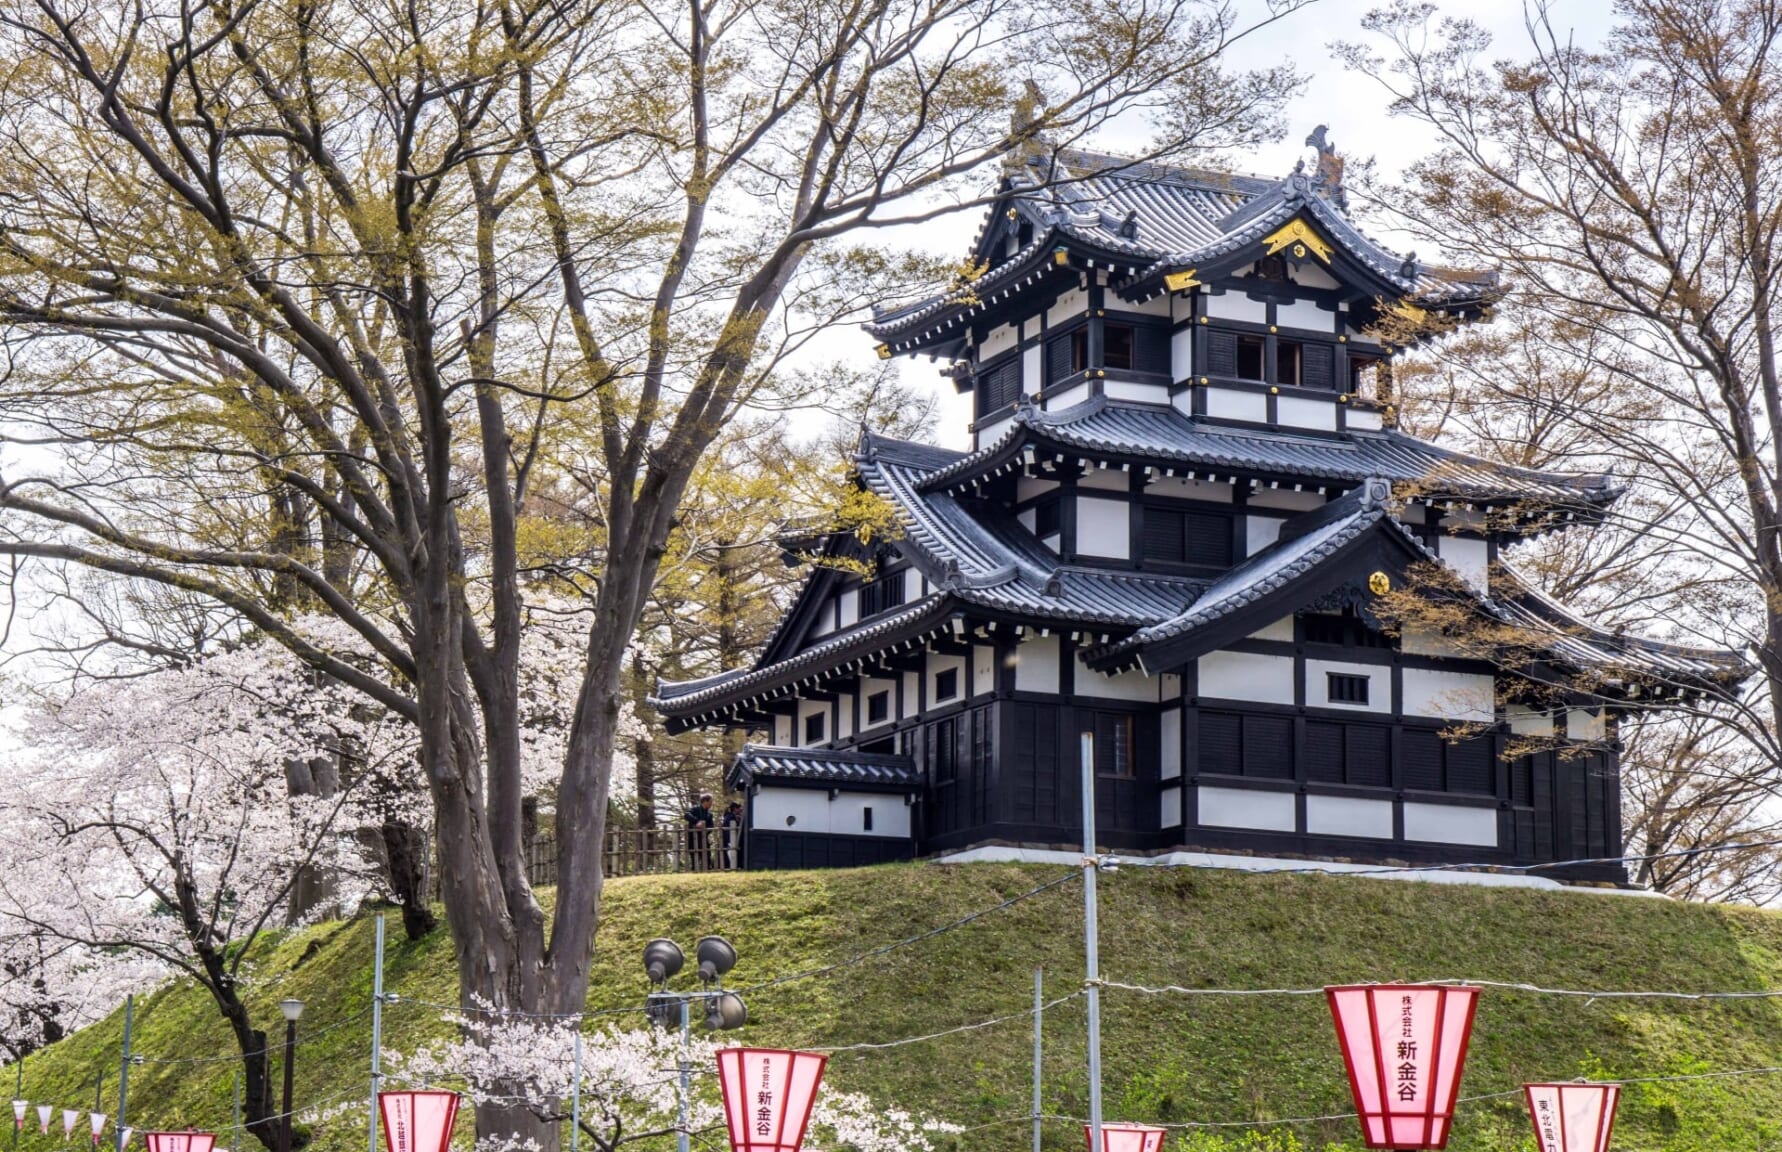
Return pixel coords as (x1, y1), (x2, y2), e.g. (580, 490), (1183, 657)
(643, 936), (749, 1152)
(276, 999), (304, 1152)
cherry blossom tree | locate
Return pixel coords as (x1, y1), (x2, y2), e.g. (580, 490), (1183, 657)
(391, 1017), (958, 1152)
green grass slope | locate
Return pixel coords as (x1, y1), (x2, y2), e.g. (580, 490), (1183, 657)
(14, 865), (1782, 1152)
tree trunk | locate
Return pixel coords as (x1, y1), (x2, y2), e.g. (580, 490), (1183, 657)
(380, 819), (439, 940)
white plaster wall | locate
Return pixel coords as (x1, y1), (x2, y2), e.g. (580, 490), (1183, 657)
(973, 645), (996, 696)
(1171, 390), (1195, 417)
(859, 677), (896, 730)
(1439, 535), (1490, 593)
(837, 589), (858, 629)
(1047, 288), (1088, 329)
(1172, 328), (1194, 380)
(1246, 515), (1282, 556)
(1197, 650), (1294, 705)
(811, 598), (834, 637)
(1018, 477), (1060, 499)
(1305, 659), (1391, 714)
(1276, 297), (1335, 333)
(773, 715), (792, 745)
(1276, 396), (1337, 431)
(977, 413), (1013, 444)
(903, 569), (924, 602)
(901, 670), (920, 719)
(1161, 708), (1182, 779)
(1205, 387), (1268, 423)
(1079, 468), (1130, 492)
(1018, 508), (1036, 531)
(1294, 264), (1341, 290)
(927, 651), (966, 704)
(837, 694), (854, 740)
(1401, 625), (1464, 658)
(1023, 345), (1044, 395)
(1347, 408), (1384, 431)
(1508, 706), (1554, 737)
(1199, 786), (1296, 832)
(1147, 476), (1233, 502)
(1163, 672), (1182, 697)
(1160, 786), (1183, 828)
(1204, 291), (1269, 324)
(1106, 379), (1168, 403)
(750, 787), (911, 838)
(979, 322), (1017, 359)
(1046, 382), (1090, 409)
(1567, 708), (1606, 742)
(1250, 616), (1295, 643)
(1249, 488), (1325, 511)
(796, 698), (832, 747)
(1172, 294), (1196, 322)
(1024, 317), (1042, 340)
(1403, 803), (1497, 847)
(1125, 295), (1172, 317)
(1076, 497), (1131, 559)
(1307, 795), (1394, 839)
(1076, 661), (1160, 702)
(1403, 669), (1496, 722)
(1015, 634), (1061, 693)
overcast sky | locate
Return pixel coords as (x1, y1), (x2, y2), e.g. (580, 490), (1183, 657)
(853, 0), (1617, 450)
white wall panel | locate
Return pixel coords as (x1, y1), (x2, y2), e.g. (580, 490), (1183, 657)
(1172, 328), (1194, 380)
(1567, 708), (1606, 742)
(1507, 706), (1553, 737)
(1147, 477), (1233, 502)
(749, 787), (911, 838)
(1197, 651), (1294, 705)
(1160, 786), (1183, 828)
(1403, 803), (1497, 847)
(859, 677), (896, 731)
(1047, 288), (1088, 329)
(1276, 396), (1337, 431)
(1106, 379), (1168, 403)
(1249, 616), (1295, 643)
(1204, 291), (1269, 324)
(796, 698), (831, 746)
(1347, 408), (1383, 431)
(1160, 708), (1182, 779)
(773, 715), (792, 745)
(1076, 662), (1160, 702)
(1248, 488), (1324, 511)
(1276, 297), (1335, 333)
(979, 322), (1017, 359)
(901, 671), (920, 719)
(1246, 515), (1282, 556)
(1205, 387), (1268, 422)
(1198, 786), (1296, 832)
(1403, 669), (1495, 722)
(926, 651), (966, 705)
(1439, 535), (1490, 593)
(1015, 635), (1061, 693)
(1023, 345), (1043, 395)
(1076, 497), (1131, 559)
(1306, 795), (1393, 839)
(973, 645), (996, 696)
(837, 589), (858, 629)
(1305, 659), (1391, 714)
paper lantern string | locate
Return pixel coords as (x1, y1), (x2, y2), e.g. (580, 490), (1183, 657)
(90, 1113), (106, 1146)
(38, 1105), (51, 1134)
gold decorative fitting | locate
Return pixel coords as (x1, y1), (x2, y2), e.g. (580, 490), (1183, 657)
(1338, 334), (1348, 343)
(1198, 316), (1209, 325)
(1269, 325), (1278, 333)
(1368, 571), (1391, 595)
(1096, 309), (1105, 317)
(1199, 377), (1209, 385)
(1391, 300), (1430, 325)
(1339, 393), (1350, 403)
(1006, 207), (1019, 220)
(1097, 370), (1106, 378)
(1269, 386), (1279, 395)
(1261, 218), (1334, 263)
(1292, 242), (1308, 259)
(1163, 268), (1202, 293)
(1052, 249), (1071, 266)
(875, 343), (891, 360)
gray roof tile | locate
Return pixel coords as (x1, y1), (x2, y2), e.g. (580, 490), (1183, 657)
(729, 744), (923, 788)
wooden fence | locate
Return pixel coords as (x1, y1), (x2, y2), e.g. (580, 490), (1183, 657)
(425, 827), (740, 897)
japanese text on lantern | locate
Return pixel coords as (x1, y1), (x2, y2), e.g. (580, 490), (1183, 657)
(1533, 1097), (1559, 1149)
(1396, 994), (1418, 1103)
(756, 1056), (775, 1138)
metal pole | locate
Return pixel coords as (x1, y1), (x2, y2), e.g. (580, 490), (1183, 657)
(368, 914), (385, 1152)
(233, 1074), (242, 1152)
(278, 1019), (297, 1152)
(1031, 968), (1043, 1152)
(113, 996), (133, 1152)
(13, 1052), (21, 1152)
(676, 998), (691, 1152)
(1080, 732), (1103, 1152)
(569, 1030), (582, 1152)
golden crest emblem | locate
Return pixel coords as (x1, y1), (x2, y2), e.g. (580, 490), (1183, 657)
(1368, 571), (1391, 595)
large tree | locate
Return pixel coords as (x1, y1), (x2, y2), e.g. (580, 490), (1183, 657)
(0, 0), (1302, 1141)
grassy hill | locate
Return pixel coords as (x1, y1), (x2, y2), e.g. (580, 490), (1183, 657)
(15, 864), (1782, 1152)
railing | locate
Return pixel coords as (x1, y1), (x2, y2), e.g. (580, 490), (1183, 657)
(425, 828), (741, 898)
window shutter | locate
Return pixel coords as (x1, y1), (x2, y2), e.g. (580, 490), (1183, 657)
(1344, 726), (1390, 786)
(1047, 333), (1075, 384)
(1137, 325), (1172, 374)
(1185, 511), (1232, 566)
(1402, 730), (1444, 790)
(1242, 715), (1293, 779)
(1198, 712), (1241, 774)
(1447, 736), (1494, 794)
(1142, 508), (1185, 562)
(1206, 329), (1237, 378)
(979, 358), (1020, 413)
(1302, 341), (1335, 390)
(1304, 721), (1344, 783)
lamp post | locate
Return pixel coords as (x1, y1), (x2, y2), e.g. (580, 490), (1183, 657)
(277, 999), (304, 1152)
(642, 936), (750, 1152)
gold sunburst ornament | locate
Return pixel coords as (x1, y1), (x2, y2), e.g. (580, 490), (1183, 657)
(1368, 571), (1391, 595)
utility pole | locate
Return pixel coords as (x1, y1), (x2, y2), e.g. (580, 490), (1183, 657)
(1032, 968), (1044, 1152)
(677, 999), (691, 1152)
(1080, 732), (1103, 1152)
(113, 997), (133, 1152)
(569, 1030), (582, 1152)
(368, 914), (385, 1152)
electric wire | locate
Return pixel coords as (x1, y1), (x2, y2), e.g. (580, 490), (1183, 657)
(1096, 978), (1782, 1002)
(131, 1004), (377, 1064)
(813, 991), (1086, 1053)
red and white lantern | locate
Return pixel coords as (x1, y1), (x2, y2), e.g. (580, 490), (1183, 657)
(142, 1134), (216, 1152)
(1525, 1083), (1619, 1152)
(1085, 1123), (1167, 1152)
(715, 1048), (827, 1152)
(378, 1092), (460, 1152)
(1327, 984), (1481, 1150)
(12, 1102), (25, 1131)
(63, 1110), (79, 1139)
(89, 1114), (106, 1147)
(38, 1105), (51, 1134)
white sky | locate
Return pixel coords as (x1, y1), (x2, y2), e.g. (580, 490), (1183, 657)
(841, 0), (1617, 451)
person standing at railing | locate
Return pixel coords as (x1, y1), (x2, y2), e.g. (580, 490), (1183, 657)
(684, 793), (716, 871)
(722, 801), (743, 869)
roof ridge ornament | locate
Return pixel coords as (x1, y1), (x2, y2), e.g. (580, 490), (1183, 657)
(1305, 125), (1349, 213)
